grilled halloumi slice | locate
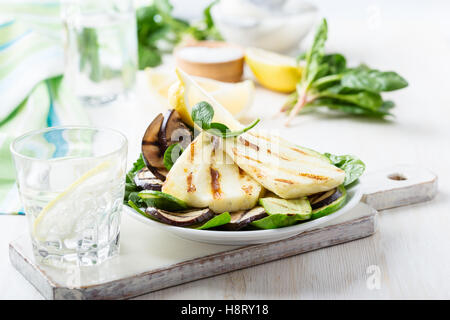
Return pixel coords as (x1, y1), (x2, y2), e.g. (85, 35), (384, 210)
(219, 130), (345, 199)
(162, 132), (264, 213)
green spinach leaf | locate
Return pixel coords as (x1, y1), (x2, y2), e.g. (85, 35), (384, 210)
(191, 101), (214, 129)
(318, 88), (383, 111)
(196, 212), (231, 230)
(138, 190), (189, 211)
(128, 200), (150, 218)
(191, 101), (260, 138)
(324, 153), (366, 186)
(251, 214), (305, 229)
(302, 18), (328, 86)
(341, 67), (408, 93)
(163, 143), (184, 170)
(136, 0), (222, 69)
(283, 18), (408, 124)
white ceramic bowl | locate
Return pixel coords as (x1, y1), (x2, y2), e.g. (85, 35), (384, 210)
(124, 185), (363, 245)
(210, 0), (318, 53)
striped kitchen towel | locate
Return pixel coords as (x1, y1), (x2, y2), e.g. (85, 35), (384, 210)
(0, 2), (90, 214)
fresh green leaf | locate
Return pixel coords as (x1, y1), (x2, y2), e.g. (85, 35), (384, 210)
(341, 67), (408, 92)
(305, 99), (393, 117)
(314, 54), (347, 82)
(191, 101), (260, 138)
(204, 0), (218, 29)
(215, 119), (260, 138)
(252, 197), (312, 229)
(196, 212), (231, 230)
(124, 154), (146, 204)
(125, 183), (141, 203)
(303, 18), (328, 86)
(138, 45), (162, 69)
(136, 1), (221, 69)
(251, 214), (305, 229)
(324, 153), (366, 186)
(128, 191), (146, 207)
(127, 200), (150, 218)
(126, 154), (146, 183)
(187, 0), (223, 41)
(284, 18), (408, 121)
(138, 190), (189, 211)
(378, 100), (395, 113)
(318, 88), (383, 111)
(191, 101), (214, 129)
(163, 143), (184, 170)
(208, 122), (229, 136)
(322, 53), (347, 75)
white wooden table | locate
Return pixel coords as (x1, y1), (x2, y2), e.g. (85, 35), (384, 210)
(1, 16), (450, 299)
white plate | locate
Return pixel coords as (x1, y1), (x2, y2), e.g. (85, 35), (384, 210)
(124, 185), (363, 245)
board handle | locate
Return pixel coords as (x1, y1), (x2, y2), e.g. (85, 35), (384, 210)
(360, 165), (438, 211)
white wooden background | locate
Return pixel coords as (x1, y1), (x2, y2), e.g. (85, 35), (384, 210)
(1, 2), (450, 299)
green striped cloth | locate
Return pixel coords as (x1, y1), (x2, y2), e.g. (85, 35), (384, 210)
(0, 1), (90, 214)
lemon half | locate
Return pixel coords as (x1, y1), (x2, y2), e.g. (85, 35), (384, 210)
(168, 68), (244, 130)
(146, 68), (254, 121)
(245, 47), (301, 93)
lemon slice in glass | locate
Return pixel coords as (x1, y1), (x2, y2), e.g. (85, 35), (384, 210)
(32, 161), (112, 242)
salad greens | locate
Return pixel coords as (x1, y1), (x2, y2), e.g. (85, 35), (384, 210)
(125, 155), (146, 205)
(252, 197), (312, 229)
(128, 199), (151, 218)
(196, 212), (231, 230)
(191, 101), (260, 138)
(324, 153), (365, 187)
(138, 190), (189, 211)
(283, 18), (408, 124)
(251, 213), (307, 229)
(137, 0), (222, 69)
(163, 143), (184, 170)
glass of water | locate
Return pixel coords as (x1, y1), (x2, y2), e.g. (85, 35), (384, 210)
(62, 0), (138, 106)
(10, 126), (127, 267)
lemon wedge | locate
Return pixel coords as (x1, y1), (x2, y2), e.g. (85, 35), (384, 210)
(168, 68), (244, 130)
(146, 68), (178, 99)
(146, 68), (254, 121)
(33, 161), (112, 242)
(245, 47), (301, 93)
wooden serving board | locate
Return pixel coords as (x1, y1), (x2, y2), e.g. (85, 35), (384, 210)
(9, 166), (437, 300)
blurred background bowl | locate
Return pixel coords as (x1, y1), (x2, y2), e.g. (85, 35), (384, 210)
(210, 0), (318, 54)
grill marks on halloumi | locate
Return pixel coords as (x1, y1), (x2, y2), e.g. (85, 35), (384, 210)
(221, 130), (345, 198)
(162, 132), (263, 213)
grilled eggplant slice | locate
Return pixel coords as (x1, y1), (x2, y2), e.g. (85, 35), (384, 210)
(146, 207), (214, 227)
(142, 113), (167, 180)
(309, 187), (342, 210)
(134, 167), (164, 191)
(309, 186), (347, 220)
(142, 111), (193, 181)
(223, 206), (267, 231)
(159, 109), (193, 150)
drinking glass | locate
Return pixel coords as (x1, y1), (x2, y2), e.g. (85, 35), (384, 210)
(62, 0), (138, 106)
(10, 126), (128, 267)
